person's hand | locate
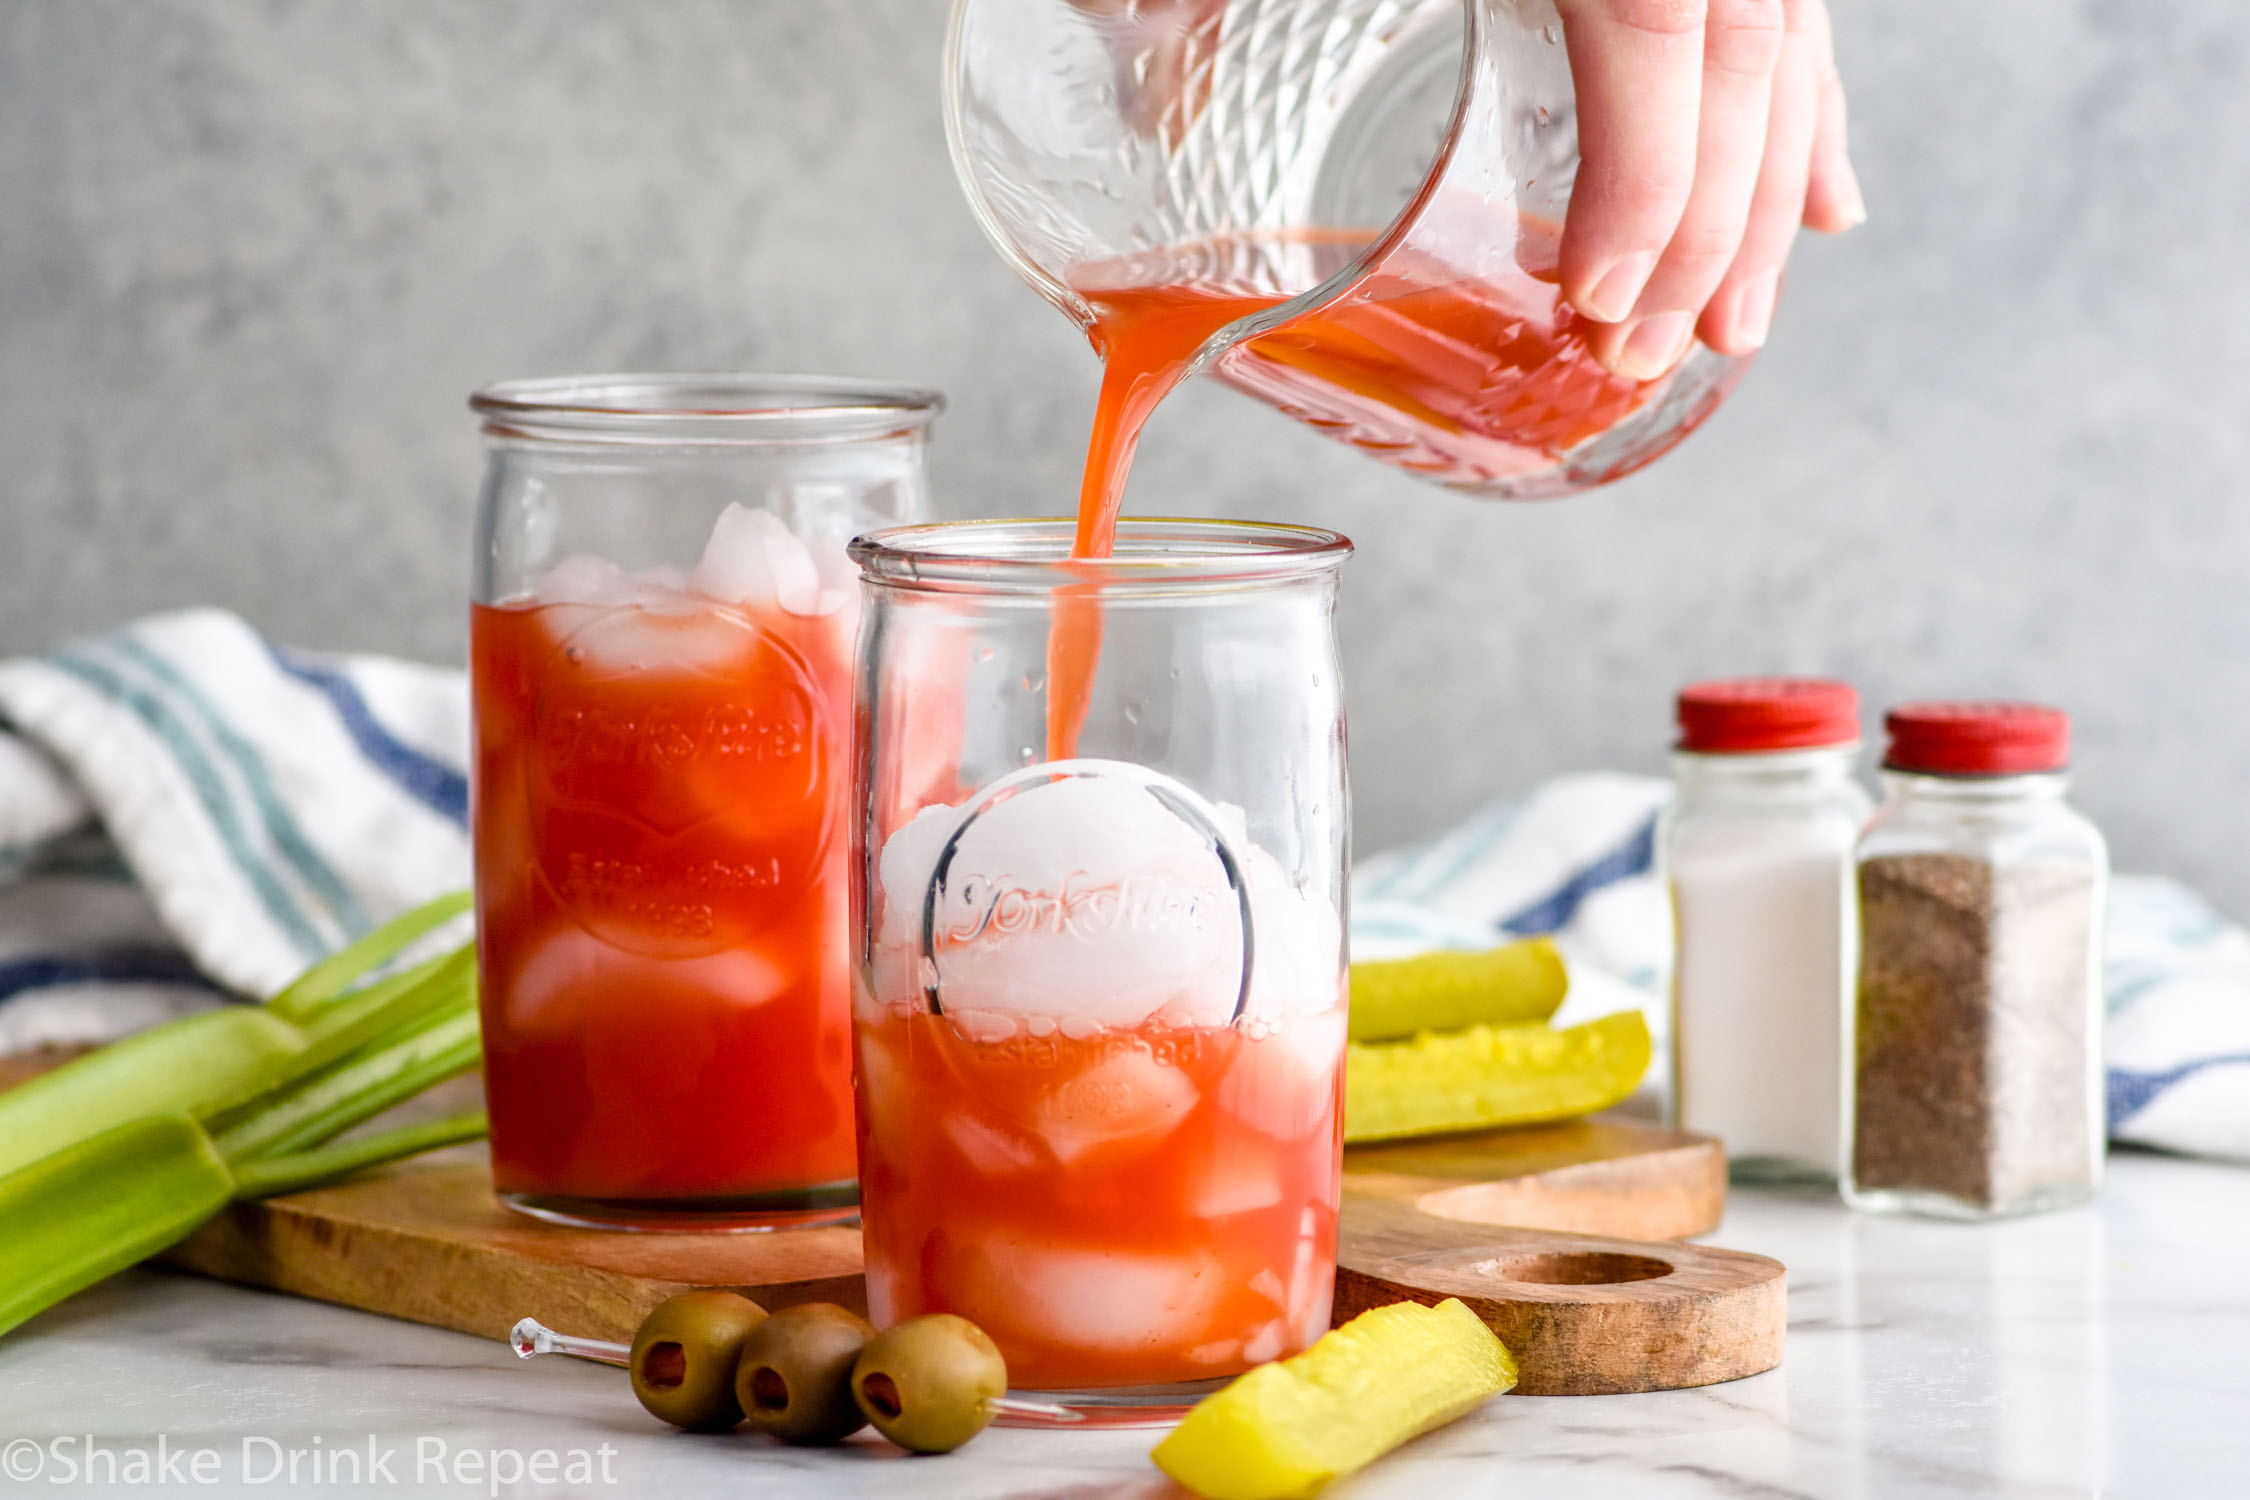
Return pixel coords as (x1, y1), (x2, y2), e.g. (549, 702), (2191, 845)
(1554, 0), (1864, 378)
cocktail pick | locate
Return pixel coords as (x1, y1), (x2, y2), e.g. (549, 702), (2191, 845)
(509, 1316), (1085, 1425)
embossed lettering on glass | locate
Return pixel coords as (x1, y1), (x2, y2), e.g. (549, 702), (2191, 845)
(850, 519), (1352, 1417)
(468, 374), (939, 1229)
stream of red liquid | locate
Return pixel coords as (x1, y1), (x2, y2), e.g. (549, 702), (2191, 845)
(1046, 218), (1663, 757)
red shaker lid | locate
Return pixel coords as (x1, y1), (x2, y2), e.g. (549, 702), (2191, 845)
(1676, 678), (1860, 753)
(1882, 701), (2069, 775)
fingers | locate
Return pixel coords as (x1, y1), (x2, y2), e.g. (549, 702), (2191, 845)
(1554, 0), (1710, 325)
(1580, 0), (1787, 378)
(1696, 0), (1822, 354)
(1796, 0), (1865, 231)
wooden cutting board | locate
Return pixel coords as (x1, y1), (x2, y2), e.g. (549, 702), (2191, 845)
(160, 1115), (1766, 1393)
(1335, 1191), (1783, 1394)
(1343, 1114), (1724, 1241)
(162, 1147), (867, 1346)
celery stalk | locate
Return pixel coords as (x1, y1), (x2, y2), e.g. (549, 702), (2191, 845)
(231, 1111), (488, 1200)
(0, 1009), (307, 1181)
(265, 890), (473, 1023)
(0, 1115), (237, 1339)
(199, 946), (473, 1131)
(0, 895), (491, 1343)
(211, 1006), (479, 1161)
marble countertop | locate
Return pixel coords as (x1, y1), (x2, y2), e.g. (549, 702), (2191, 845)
(2, 1151), (2244, 1499)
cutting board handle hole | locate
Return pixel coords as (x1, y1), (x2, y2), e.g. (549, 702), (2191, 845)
(1482, 1251), (1674, 1286)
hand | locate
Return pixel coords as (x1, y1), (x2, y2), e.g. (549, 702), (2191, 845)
(1554, 0), (1865, 378)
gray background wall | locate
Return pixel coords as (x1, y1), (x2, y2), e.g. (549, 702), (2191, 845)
(5, 3), (2248, 908)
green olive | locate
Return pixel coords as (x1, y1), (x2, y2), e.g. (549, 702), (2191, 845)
(850, 1314), (1008, 1454)
(734, 1303), (876, 1445)
(627, 1290), (768, 1431)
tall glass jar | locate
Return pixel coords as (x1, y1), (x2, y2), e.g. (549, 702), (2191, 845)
(1663, 679), (1869, 1181)
(468, 374), (939, 1228)
(1846, 703), (2107, 1220)
(849, 519), (1351, 1412)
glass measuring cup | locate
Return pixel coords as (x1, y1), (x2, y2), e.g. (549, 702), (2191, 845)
(947, 0), (1750, 498)
(849, 518), (1351, 1414)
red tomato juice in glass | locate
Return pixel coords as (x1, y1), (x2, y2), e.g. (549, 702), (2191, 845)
(472, 585), (858, 1217)
(856, 998), (1344, 1388)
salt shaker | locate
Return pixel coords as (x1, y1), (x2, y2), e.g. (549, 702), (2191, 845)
(1663, 679), (1869, 1180)
(1846, 703), (2107, 1219)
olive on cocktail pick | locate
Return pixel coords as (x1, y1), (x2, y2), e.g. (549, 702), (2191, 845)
(628, 1290), (768, 1431)
(850, 1314), (1009, 1454)
(736, 1302), (877, 1445)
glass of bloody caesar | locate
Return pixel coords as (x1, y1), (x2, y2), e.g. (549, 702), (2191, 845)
(468, 375), (939, 1228)
(849, 518), (1352, 1417)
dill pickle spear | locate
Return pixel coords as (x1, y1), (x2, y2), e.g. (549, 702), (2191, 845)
(1151, 1297), (1516, 1500)
(1343, 1011), (1651, 1143)
(1347, 938), (1568, 1042)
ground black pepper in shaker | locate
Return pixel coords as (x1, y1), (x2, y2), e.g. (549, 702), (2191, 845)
(1845, 703), (2106, 1219)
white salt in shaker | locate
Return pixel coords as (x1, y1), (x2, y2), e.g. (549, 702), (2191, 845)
(1845, 703), (2107, 1219)
(1662, 679), (1869, 1179)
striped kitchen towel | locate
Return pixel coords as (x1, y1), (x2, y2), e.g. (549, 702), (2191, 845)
(0, 609), (470, 1054)
(1352, 772), (2250, 1164)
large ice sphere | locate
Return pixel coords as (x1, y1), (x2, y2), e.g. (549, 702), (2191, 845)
(873, 773), (1346, 1030)
(876, 777), (1244, 1030)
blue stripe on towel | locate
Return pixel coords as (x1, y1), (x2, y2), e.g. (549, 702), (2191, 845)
(48, 649), (331, 962)
(1497, 813), (1660, 937)
(109, 636), (370, 940)
(2108, 1053), (2250, 1127)
(0, 949), (223, 1005)
(264, 642), (468, 827)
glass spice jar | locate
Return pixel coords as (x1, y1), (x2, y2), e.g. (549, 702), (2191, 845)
(1662, 678), (1869, 1181)
(1845, 703), (2107, 1220)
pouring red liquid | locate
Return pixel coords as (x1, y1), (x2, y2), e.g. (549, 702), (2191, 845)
(1048, 214), (1681, 756)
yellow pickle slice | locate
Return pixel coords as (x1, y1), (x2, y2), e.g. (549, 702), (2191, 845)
(1346, 937), (1568, 1042)
(1151, 1297), (1517, 1500)
(1343, 1010), (1652, 1143)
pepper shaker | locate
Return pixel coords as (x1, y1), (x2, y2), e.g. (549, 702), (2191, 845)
(1846, 703), (2107, 1219)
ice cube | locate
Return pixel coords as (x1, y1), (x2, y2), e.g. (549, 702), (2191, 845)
(942, 1111), (1045, 1176)
(627, 565), (696, 613)
(1241, 1318), (1289, 1366)
(878, 776), (1243, 1029)
(534, 553), (633, 605)
(1192, 1155), (1284, 1219)
(691, 503), (824, 616)
(1217, 1004), (1346, 1140)
(946, 1006), (1021, 1044)
(1240, 845), (1345, 1024)
(506, 927), (791, 1035)
(854, 1026), (915, 1165)
(1028, 1042), (1200, 1164)
(1284, 1206), (1334, 1349)
(545, 598), (763, 679)
(864, 1261), (902, 1329)
(973, 1244), (1224, 1355)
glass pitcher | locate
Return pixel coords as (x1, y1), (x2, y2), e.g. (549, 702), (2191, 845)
(947, 0), (1750, 498)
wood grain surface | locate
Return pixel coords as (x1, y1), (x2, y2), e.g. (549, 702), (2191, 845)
(1334, 1190), (1786, 1395)
(162, 1147), (865, 1346)
(1342, 1114), (1725, 1240)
